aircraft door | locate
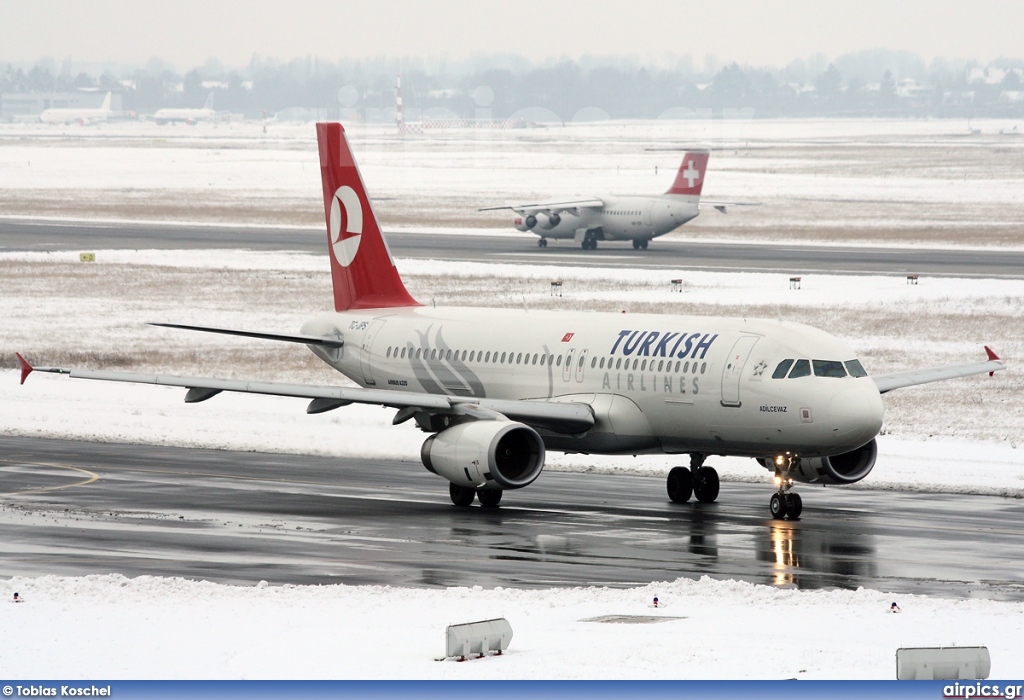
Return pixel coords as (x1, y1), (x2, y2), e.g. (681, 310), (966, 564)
(643, 201), (653, 226)
(575, 349), (589, 383)
(562, 348), (575, 382)
(359, 319), (387, 386)
(720, 335), (759, 407)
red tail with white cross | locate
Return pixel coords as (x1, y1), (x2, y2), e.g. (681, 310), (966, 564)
(665, 150), (710, 196)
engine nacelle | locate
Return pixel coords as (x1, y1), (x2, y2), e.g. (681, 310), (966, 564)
(421, 421), (545, 490)
(513, 215), (532, 232)
(533, 212), (561, 230)
(785, 439), (878, 485)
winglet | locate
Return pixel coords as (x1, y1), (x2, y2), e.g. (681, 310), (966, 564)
(985, 346), (1002, 376)
(16, 353), (33, 385)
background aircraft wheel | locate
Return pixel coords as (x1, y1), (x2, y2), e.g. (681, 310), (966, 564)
(477, 489), (503, 507)
(666, 466), (693, 503)
(538, 238), (547, 248)
(769, 492), (788, 519)
(449, 482), (476, 507)
(693, 466), (720, 503)
(785, 493), (802, 519)
(632, 239), (641, 250)
(640, 240), (649, 249)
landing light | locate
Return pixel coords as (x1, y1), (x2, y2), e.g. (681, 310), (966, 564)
(774, 455), (786, 466)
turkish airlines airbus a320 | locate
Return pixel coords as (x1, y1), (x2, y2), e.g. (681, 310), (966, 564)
(18, 123), (1006, 519)
(480, 150), (746, 250)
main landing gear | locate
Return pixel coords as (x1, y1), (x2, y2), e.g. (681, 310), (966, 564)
(581, 231), (599, 250)
(537, 238), (548, 248)
(768, 455), (803, 520)
(667, 454), (720, 504)
(449, 483), (503, 507)
(631, 239), (649, 250)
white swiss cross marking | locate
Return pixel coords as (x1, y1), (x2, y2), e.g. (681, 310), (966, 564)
(682, 161), (700, 188)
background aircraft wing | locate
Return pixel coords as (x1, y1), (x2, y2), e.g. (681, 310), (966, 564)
(872, 347), (1005, 394)
(17, 355), (595, 435)
(479, 198), (604, 213)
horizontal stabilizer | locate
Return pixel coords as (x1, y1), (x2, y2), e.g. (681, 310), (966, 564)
(149, 323), (344, 348)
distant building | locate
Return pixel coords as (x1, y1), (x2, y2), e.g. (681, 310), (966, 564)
(1, 91), (123, 122)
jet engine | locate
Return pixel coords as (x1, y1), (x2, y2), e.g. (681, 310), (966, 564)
(764, 438), (878, 485)
(513, 216), (532, 232)
(533, 212), (561, 230)
(421, 420), (545, 490)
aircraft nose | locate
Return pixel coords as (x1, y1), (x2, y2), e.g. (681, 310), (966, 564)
(829, 385), (884, 446)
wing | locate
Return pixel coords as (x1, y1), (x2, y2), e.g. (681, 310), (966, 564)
(478, 198), (605, 213)
(872, 347), (1006, 394)
(16, 355), (595, 435)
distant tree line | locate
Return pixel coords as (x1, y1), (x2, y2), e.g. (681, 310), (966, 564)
(2, 50), (1022, 120)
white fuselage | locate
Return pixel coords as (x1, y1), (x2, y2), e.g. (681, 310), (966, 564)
(528, 194), (699, 242)
(39, 107), (112, 125)
(153, 108), (217, 124)
(301, 306), (884, 460)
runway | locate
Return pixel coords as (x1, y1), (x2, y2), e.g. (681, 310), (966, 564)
(2, 436), (1022, 599)
(3, 218), (1024, 278)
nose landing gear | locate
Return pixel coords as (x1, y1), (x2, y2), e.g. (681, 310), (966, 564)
(769, 455), (802, 520)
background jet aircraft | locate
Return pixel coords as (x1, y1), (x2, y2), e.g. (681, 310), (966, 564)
(40, 92), (113, 125)
(153, 92), (219, 125)
(481, 151), (747, 249)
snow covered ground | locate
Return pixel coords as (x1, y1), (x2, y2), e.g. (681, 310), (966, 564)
(3, 573), (1023, 679)
(2, 118), (1024, 246)
(1, 121), (1023, 679)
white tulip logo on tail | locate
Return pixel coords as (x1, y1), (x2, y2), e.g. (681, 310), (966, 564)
(329, 185), (362, 267)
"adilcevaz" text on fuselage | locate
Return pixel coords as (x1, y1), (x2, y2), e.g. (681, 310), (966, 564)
(609, 331), (719, 359)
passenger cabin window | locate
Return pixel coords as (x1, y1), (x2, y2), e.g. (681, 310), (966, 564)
(772, 359), (794, 379)
(845, 359), (868, 377)
(813, 360), (847, 378)
(788, 359), (811, 378)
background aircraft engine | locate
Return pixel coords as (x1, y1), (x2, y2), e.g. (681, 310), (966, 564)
(533, 212), (560, 230)
(513, 216), (532, 232)
(420, 420), (545, 490)
(791, 438), (878, 485)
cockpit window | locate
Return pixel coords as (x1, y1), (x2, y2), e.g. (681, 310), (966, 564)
(813, 360), (847, 378)
(845, 359), (868, 377)
(772, 359), (794, 379)
(788, 359), (811, 378)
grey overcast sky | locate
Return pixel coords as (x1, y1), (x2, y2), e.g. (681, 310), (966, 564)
(2, 0), (1022, 70)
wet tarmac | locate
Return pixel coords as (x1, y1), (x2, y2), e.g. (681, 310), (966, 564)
(2, 436), (1022, 599)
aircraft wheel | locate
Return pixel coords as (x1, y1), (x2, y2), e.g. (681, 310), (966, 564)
(769, 492), (788, 519)
(477, 489), (503, 507)
(785, 493), (802, 519)
(632, 239), (641, 250)
(693, 466), (720, 503)
(538, 238), (547, 248)
(667, 466), (693, 503)
(449, 482), (476, 507)
(640, 239), (649, 249)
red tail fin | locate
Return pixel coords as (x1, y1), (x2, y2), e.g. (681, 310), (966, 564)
(665, 150), (710, 196)
(316, 122), (419, 311)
